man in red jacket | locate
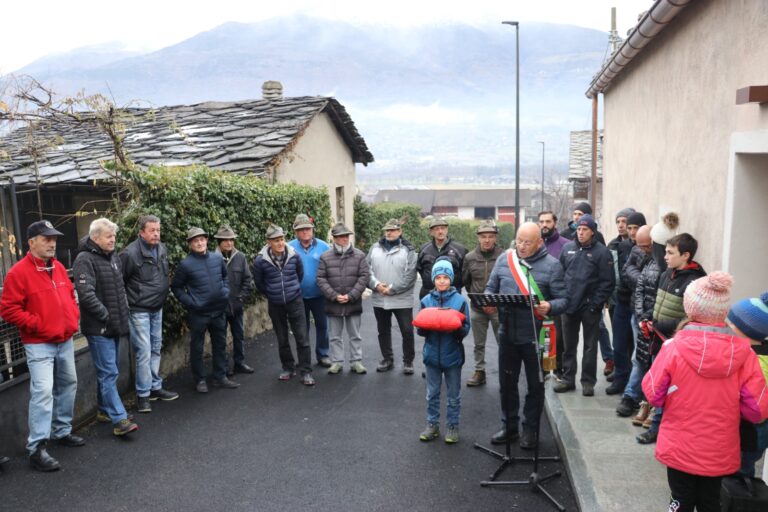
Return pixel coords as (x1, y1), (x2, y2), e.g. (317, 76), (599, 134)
(0, 220), (83, 472)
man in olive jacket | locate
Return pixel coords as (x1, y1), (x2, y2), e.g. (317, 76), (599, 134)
(214, 225), (254, 375)
(461, 219), (504, 387)
(316, 223), (370, 374)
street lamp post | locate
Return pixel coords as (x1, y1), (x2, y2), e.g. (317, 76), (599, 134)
(538, 141), (545, 210)
(502, 20), (519, 230)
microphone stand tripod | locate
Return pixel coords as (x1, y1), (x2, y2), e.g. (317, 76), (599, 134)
(474, 265), (565, 511)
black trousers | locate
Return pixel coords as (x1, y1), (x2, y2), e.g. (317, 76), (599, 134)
(562, 308), (602, 386)
(499, 341), (542, 433)
(268, 297), (311, 374)
(667, 467), (722, 512)
(373, 307), (415, 364)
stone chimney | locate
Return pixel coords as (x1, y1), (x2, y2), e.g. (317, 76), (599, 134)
(262, 81), (283, 101)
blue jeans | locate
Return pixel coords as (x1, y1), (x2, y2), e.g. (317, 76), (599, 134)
(303, 296), (329, 361)
(623, 354), (645, 402)
(24, 338), (77, 453)
(226, 310), (245, 366)
(87, 335), (128, 424)
(425, 364), (461, 427)
(599, 312), (613, 361)
(649, 407), (663, 434)
(611, 301), (635, 386)
(740, 420), (768, 477)
(188, 311), (228, 382)
(129, 310), (164, 397)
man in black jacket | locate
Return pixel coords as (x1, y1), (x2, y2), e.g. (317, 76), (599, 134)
(172, 227), (239, 393)
(416, 217), (467, 299)
(120, 215), (178, 413)
(214, 225), (255, 376)
(74, 218), (138, 436)
(559, 202), (606, 245)
(554, 214), (615, 396)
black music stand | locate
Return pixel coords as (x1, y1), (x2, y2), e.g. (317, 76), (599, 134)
(469, 291), (565, 511)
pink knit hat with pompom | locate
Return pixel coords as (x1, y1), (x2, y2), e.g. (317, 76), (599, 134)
(683, 271), (734, 324)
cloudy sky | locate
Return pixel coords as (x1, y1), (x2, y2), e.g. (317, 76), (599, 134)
(1, 0), (654, 73)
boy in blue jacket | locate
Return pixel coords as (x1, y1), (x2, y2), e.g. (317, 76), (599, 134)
(417, 259), (471, 444)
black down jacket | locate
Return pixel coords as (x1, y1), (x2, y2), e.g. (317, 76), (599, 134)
(73, 236), (130, 337)
(119, 237), (170, 312)
(316, 244), (370, 316)
(633, 257), (661, 368)
(416, 238), (467, 297)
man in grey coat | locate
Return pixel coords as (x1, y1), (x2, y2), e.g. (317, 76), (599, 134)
(316, 223), (370, 374)
(366, 218), (418, 374)
(214, 225), (255, 375)
(485, 222), (568, 449)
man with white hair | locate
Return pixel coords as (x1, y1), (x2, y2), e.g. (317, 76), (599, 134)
(73, 218), (139, 437)
(0, 220), (83, 471)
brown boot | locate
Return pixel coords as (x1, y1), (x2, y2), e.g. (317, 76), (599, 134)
(641, 407), (655, 429)
(632, 401), (651, 426)
(467, 370), (486, 387)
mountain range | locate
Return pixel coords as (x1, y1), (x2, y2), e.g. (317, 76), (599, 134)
(8, 16), (612, 182)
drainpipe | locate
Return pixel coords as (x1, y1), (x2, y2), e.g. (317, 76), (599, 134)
(590, 96), (598, 207)
(9, 178), (23, 258)
(586, 0), (692, 98)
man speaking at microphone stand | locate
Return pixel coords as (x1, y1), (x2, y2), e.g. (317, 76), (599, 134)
(484, 222), (568, 449)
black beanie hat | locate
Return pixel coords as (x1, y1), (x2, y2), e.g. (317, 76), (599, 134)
(573, 202), (592, 215)
(627, 211), (647, 227)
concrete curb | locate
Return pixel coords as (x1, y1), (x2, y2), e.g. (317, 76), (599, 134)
(545, 384), (600, 512)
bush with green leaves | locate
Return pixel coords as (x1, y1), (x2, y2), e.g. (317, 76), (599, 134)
(353, 197), (427, 250)
(117, 165), (332, 342)
(354, 196), (515, 253)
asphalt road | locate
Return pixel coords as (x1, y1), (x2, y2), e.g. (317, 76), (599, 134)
(1, 299), (577, 512)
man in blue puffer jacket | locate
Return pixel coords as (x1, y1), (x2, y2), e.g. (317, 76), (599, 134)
(252, 224), (314, 386)
(417, 259), (471, 445)
(172, 227), (238, 393)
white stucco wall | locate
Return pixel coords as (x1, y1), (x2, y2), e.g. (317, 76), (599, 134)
(601, 0), (768, 272)
(273, 112), (357, 236)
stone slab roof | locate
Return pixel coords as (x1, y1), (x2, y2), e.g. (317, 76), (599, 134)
(0, 96), (373, 185)
(568, 130), (603, 182)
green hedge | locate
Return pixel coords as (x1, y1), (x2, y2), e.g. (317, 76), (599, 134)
(117, 165), (332, 341)
(354, 197), (515, 252)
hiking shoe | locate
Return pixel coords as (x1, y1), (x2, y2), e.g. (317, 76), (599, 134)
(403, 362), (415, 375)
(196, 380), (209, 393)
(419, 423), (440, 442)
(603, 359), (615, 376)
(318, 357), (332, 368)
(605, 381), (625, 395)
(467, 370), (486, 387)
(444, 425), (459, 444)
(553, 381), (575, 393)
(98, 411), (134, 423)
(632, 401), (651, 426)
(149, 388), (180, 401)
(278, 370), (296, 381)
(582, 384), (595, 397)
(520, 430), (537, 450)
(376, 359), (394, 372)
(328, 363), (343, 375)
(113, 418), (139, 437)
(642, 408), (655, 429)
(301, 373), (316, 386)
(616, 396), (639, 417)
(137, 397), (152, 413)
(491, 427), (519, 445)
(636, 430), (658, 444)
(212, 377), (241, 389)
(350, 362), (367, 374)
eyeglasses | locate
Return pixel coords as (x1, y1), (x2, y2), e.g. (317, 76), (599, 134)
(515, 240), (536, 247)
(35, 265), (55, 272)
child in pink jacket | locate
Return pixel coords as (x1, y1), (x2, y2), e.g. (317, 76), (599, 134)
(642, 272), (768, 512)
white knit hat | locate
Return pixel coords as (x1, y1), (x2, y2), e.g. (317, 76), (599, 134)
(650, 212), (679, 245)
